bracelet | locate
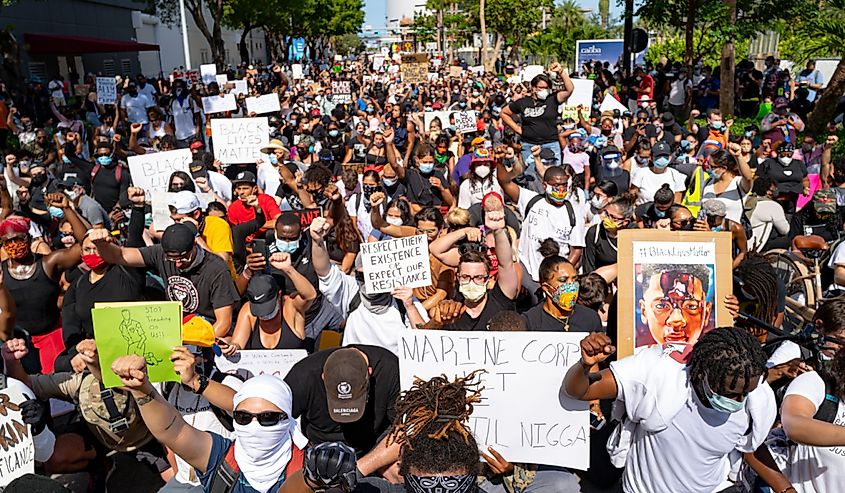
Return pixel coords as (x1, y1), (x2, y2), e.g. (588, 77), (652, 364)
(135, 393), (155, 407)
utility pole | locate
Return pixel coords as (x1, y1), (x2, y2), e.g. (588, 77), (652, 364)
(178, 0), (192, 69)
(439, 0), (446, 57)
(621, 0), (633, 74)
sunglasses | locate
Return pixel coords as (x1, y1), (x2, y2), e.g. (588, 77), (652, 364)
(232, 410), (288, 427)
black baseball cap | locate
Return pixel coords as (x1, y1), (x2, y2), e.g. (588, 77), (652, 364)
(58, 175), (83, 189)
(232, 170), (257, 185)
(323, 348), (369, 423)
(189, 160), (208, 179)
(161, 223), (196, 255)
(246, 274), (279, 318)
(652, 140), (672, 158)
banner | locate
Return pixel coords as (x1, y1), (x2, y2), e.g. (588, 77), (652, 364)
(245, 94), (281, 115)
(576, 39), (647, 72)
(200, 64), (217, 85)
(215, 349), (308, 380)
(401, 53), (429, 85)
(210, 117), (270, 164)
(454, 111), (477, 134)
(360, 235), (431, 294)
(128, 149), (192, 194)
(96, 77), (116, 105)
(92, 302), (182, 388)
(0, 385), (35, 485)
(399, 330), (590, 469)
(331, 80), (352, 103)
(291, 38), (306, 60)
(292, 208), (321, 229)
(202, 94), (237, 114)
(560, 79), (595, 121)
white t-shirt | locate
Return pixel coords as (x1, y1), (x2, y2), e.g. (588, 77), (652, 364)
(517, 188), (585, 281)
(631, 167), (687, 205)
(207, 170), (233, 203)
(457, 177), (502, 209)
(170, 97), (200, 141)
(562, 147), (590, 175)
(827, 241), (845, 290)
(668, 77), (692, 106)
(137, 83), (157, 101)
(121, 93), (154, 124)
(750, 198), (789, 251)
(702, 176), (748, 224)
(346, 193), (386, 241)
(783, 371), (845, 493)
(257, 161), (281, 199)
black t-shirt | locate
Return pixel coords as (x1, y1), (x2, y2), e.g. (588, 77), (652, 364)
(507, 95), (560, 144)
(635, 202), (670, 228)
(582, 223), (618, 274)
(139, 245), (239, 321)
(521, 303), (603, 333)
(284, 345), (399, 455)
(759, 158), (807, 194)
(90, 161), (130, 211)
(402, 168), (448, 207)
(347, 136), (367, 162)
(444, 283), (516, 331)
(263, 232), (323, 321)
(325, 136), (348, 162)
(623, 124), (658, 142)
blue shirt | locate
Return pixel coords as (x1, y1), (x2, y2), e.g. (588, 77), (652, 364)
(198, 433), (287, 493)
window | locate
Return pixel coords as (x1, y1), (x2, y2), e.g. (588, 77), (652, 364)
(120, 59), (132, 76)
(103, 59), (116, 77)
(28, 62), (46, 82)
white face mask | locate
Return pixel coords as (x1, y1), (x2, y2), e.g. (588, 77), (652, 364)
(66, 190), (79, 202)
(590, 196), (605, 209)
(233, 419), (292, 493)
(386, 216), (403, 226)
(535, 89), (549, 100)
(474, 165), (491, 179)
(779, 156), (792, 165)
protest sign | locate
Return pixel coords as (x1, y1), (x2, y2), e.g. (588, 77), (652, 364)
(74, 85), (90, 97)
(399, 330), (589, 469)
(150, 190), (174, 231)
(292, 208), (321, 229)
(360, 235), (431, 294)
(599, 92), (629, 114)
(616, 230), (733, 357)
(215, 74), (228, 88)
(449, 66), (463, 77)
(291, 64), (303, 79)
(401, 53), (429, 84)
(372, 55), (385, 71)
(210, 117), (270, 164)
(423, 111), (452, 131)
(0, 385), (35, 485)
(128, 149), (191, 194)
(92, 301), (182, 388)
(231, 80), (248, 96)
(96, 77), (116, 105)
(245, 94), (281, 115)
(202, 94), (237, 114)
(200, 64), (217, 85)
(470, 65), (484, 74)
(215, 349), (308, 380)
(454, 111), (478, 134)
(331, 80), (352, 103)
(560, 78), (595, 121)
(522, 65), (545, 83)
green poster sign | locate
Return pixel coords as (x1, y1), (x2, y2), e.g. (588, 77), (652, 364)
(92, 301), (182, 388)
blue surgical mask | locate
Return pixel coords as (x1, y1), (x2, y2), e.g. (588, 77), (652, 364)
(274, 238), (300, 254)
(268, 154), (278, 165)
(419, 162), (434, 174)
(711, 170), (723, 180)
(383, 177), (398, 187)
(48, 206), (64, 219)
(702, 372), (746, 413)
(61, 155), (71, 165)
(654, 208), (667, 218)
(96, 155), (113, 166)
(653, 156), (671, 169)
(329, 130), (340, 138)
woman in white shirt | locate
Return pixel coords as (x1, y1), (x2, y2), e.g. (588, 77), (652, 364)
(630, 141), (687, 205)
(701, 145), (755, 224)
(457, 149), (502, 209)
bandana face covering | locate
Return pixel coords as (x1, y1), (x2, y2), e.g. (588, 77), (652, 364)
(405, 474), (477, 493)
(3, 238), (29, 260)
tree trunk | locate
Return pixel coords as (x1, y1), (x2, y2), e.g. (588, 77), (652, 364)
(684, 0), (695, 72)
(480, 0), (490, 71)
(808, 56), (845, 134)
(719, 0), (736, 116)
(238, 23), (254, 64)
(186, 0), (226, 70)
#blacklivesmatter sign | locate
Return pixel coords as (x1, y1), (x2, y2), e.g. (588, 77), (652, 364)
(399, 330), (590, 469)
(0, 385), (35, 485)
(360, 235), (431, 294)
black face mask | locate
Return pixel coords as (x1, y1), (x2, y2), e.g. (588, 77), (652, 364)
(30, 173), (47, 187)
(404, 474), (477, 493)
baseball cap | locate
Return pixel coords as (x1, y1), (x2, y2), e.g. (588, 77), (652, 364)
(161, 223), (196, 254)
(778, 142), (795, 153)
(538, 148), (557, 162)
(470, 136), (486, 147)
(189, 160), (208, 179)
(232, 170), (257, 185)
(323, 348), (369, 423)
(600, 145), (622, 160)
(813, 188), (837, 214)
(652, 141), (672, 158)
(318, 149), (334, 162)
(702, 199), (727, 217)
(168, 190), (201, 214)
(661, 112), (675, 125)
(57, 175), (83, 189)
(189, 141), (205, 151)
(246, 274), (280, 318)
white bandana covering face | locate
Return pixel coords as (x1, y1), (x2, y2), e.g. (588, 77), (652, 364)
(232, 375), (309, 493)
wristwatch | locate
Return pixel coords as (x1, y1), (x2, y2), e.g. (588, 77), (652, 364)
(192, 374), (210, 395)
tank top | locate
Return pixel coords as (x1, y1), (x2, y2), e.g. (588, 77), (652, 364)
(245, 306), (306, 350)
(149, 122), (167, 138)
(2, 257), (60, 335)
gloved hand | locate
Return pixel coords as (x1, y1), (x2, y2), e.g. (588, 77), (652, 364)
(19, 399), (48, 435)
(303, 441), (358, 492)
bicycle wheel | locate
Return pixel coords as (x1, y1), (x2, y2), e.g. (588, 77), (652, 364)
(765, 249), (816, 308)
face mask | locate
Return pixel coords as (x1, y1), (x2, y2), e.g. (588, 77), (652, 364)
(604, 158), (620, 170)
(366, 106), (374, 113)
(472, 91), (480, 97)
(383, 177), (398, 187)
(363, 184), (380, 197)
(474, 165), (491, 179)
(702, 372), (746, 413)
(602, 216), (619, 233)
(66, 190), (79, 202)
(551, 282), (579, 312)
(404, 474), (477, 493)
(274, 238), (300, 254)
(3, 238), (29, 260)
(386, 216), (403, 226)
(96, 155), (113, 166)
(81, 253), (106, 270)
(590, 196), (605, 210)
(329, 130), (340, 138)
(232, 419), (292, 485)
(48, 206), (64, 219)
(535, 89), (549, 100)
(61, 155), (71, 165)
(635, 156), (650, 166)
(711, 225), (723, 233)
(177, 246), (204, 273)
(30, 173), (47, 186)
(268, 154), (278, 165)
(459, 281), (487, 303)
(653, 156), (670, 169)
(778, 156), (791, 165)
(545, 183), (568, 204)
(424, 107), (433, 112)
(654, 208), (667, 218)
(258, 303), (280, 321)
(802, 144), (813, 153)
(419, 162), (434, 174)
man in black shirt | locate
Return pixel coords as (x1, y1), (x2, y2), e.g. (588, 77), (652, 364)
(65, 139), (130, 211)
(521, 255), (602, 333)
(284, 345), (399, 456)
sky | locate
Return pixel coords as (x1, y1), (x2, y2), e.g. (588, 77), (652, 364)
(364, 0), (605, 29)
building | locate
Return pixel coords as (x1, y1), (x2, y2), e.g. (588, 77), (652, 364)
(386, 0), (427, 30)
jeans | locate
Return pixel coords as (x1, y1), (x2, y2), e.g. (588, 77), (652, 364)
(158, 479), (203, 492)
(521, 141), (561, 182)
(480, 466), (580, 493)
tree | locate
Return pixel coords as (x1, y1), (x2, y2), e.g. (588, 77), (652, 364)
(334, 33), (364, 55)
(153, 0), (227, 69)
(483, 0), (554, 60)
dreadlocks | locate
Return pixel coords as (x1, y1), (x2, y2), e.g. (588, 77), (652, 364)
(687, 327), (768, 396)
(388, 371), (483, 476)
(735, 253), (779, 328)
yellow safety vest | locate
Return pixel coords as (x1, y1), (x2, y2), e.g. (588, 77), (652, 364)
(682, 166), (708, 217)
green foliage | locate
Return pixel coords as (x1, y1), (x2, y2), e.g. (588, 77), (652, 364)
(775, 0), (845, 63)
(645, 31), (750, 68)
(334, 32), (365, 55)
(523, 0), (618, 68)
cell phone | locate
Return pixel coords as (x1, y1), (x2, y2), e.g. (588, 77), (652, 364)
(697, 208), (707, 222)
(590, 412), (606, 430)
(252, 239), (267, 258)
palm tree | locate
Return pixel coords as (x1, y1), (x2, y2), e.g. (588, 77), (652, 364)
(800, 0), (845, 133)
(552, 0), (587, 32)
(599, 0), (610, 29)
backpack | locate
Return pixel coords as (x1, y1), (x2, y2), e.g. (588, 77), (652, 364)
(90, 162), (122, 185)
(524, 193), (576, 226)
(208, 440), (305, 493)
(812, 372), (840, 423)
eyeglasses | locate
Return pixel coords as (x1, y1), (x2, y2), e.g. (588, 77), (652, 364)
(458, 273), (489, 285)
(165, 251), (193, 263)
(416, 227), (437, 234)
(232, 410), (288, 427)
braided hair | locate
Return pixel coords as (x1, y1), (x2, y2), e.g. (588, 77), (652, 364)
(388, 372), (483, 476)
(687, 327), (768, 396)
(735, 253), (779, 327)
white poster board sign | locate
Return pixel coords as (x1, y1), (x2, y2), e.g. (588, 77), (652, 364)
(470, 65), (484, 74)
(372, 55), (385, 71)
(0, 385), (36, 485)
(291, 64), (304, 80)
(202, 94), (237, 114)
(216, 349), (308, 380)
(200, 64), (217, 85)
(331, 81), (352, 103)
(399, 330), (589, 469)
(522, 65), (545, 84)
(360, 235), (431, 294)
(150, 190), (175, 231)
(215, 74), (228, 88)
(245, 94), (281, 115)
(96, 77), (116, 105)
(210, 117), (270, 164)
(560, 79), (595, 120)
(423, 111), (453, 131)
(599, 92), (628, 114)
(128, 149), (192, 194)
(232, 80), (249, 96)
(454, 111), (477, 134)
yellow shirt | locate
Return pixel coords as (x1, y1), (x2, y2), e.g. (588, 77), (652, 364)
(202, 216), (236, 278)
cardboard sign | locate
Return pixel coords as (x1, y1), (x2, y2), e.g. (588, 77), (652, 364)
(231, 80), (249, 96)
(200, 64), (217, 85)
(245, 94), (281, 115)
(0, 384), (35, 485)
(449, 66), (463, 77)
(215, 349), (308, 380)
(210, 117), (270, 164)
(560, 79), (595, 120)
(128, 149), (192, 194)
(360, 235), (431, 294)
(401, 53), (429, 85)
(96, 77), (116, 105)
(331, 80), (352, 103)
(616, 230), (733, 358)
(399, 330), (590, 469)
(74, 84), (90, 97)
(293, 208), (321, 229)
(202, 93), (237, 114)
(92, 302), (182, 388)
(454, 111), (477, 134)
(291, 64), (304, 80)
